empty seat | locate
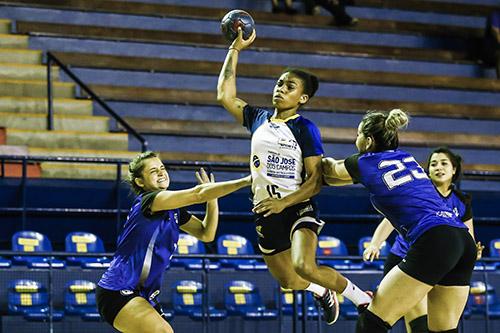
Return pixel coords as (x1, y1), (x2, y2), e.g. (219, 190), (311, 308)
(172, 280), (226, 321)
(217, 234), (266, 270)
(171, 233), (220, 270)
(278, 287), (318, 319)
(8, 279), (64, 321)
(468, 281), (500, 318)
(65, 231), (110, 269)
(224, 280), (277, 320)
(317, 235), (361, 270)
(12, 231), (65, 268)
(65, 280), (101, 321)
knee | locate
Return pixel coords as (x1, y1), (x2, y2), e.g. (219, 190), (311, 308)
(149, 322), (173, 333)
(356, 309), (391, 333)
(277, 276), (303, 290)
(292, 258), (317, 280)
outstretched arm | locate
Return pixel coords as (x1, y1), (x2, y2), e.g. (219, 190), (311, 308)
(322, 157), (353, 186)
(217, 28), (256, 124)
(150, 169), (251, 213)
(363, 218), (394, 262)
(180, 170), (220, 242)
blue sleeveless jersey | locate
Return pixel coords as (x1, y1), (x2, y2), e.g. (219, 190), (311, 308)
(345, 150), (467, 247)
(98, 190), (191, 304)
(391, 188), (472, 258)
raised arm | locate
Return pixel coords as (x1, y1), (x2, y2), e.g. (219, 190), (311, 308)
(150, 169), (251, 213)
(180, 170), (220, 242)
(217, 28), (256, 124)
(363, 218), (394, 262)
(321, 157), (353, 186)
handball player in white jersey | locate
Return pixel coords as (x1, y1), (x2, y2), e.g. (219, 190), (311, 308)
(217, 28), (371, 325)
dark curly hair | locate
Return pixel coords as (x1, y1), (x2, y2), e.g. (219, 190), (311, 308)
(126, 151), (158, 194)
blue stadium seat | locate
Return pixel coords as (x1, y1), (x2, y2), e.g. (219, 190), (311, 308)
(488, 238), (500, 270)
(12, 231), (65, 269)
(277, 287), (318, 319)
(316, 235), (362, 270)
(468, 281), (500, 318)
(224, 280), (277, 320)
(172, 280), (226, 321)
(358, 236), (390, 270)
(8, 279), (64, 322)
(65, 280), (101, 321)
(217, 234), (266, 270)
(171, 233), (220, 270)
(65, 232), (110, 269)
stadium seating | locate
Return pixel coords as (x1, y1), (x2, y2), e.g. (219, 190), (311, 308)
(277, 287), (319, 319)
(171, 233), (220, 270)
(11, 231), (65, 268)
(65, 232), (110, 269)
(358, 236), (390, 270)
(224, 280), (277, 320)
(0, 256), (12, 268)
(64, 280), (100, 321)
(316, 235), (362, 270)
(8, 279), (64, 321)
(172, 280), (226, 321)
(468, 281), (500, 318)
(216, 234), (266, 270)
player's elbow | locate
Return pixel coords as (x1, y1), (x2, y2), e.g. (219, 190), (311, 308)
(199, 232), (216, 243)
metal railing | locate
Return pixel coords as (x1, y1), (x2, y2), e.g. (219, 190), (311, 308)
(46, 52), (148, 152)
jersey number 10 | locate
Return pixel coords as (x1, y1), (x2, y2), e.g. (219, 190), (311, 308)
(379, 157), (428, 190)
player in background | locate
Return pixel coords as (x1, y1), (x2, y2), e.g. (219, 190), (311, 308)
(217, 27), (372, 325)
(322, 109), (476, 333)
(363, 147), (484, 333)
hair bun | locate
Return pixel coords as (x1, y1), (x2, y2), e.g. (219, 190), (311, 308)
(385, 109), (409, 131)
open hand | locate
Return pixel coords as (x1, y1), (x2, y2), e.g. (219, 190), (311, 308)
(363, 244), (380, 262)
(230, 27), (256, 51)
(476, 241), (485, 260)
(195, 168), (215, 185)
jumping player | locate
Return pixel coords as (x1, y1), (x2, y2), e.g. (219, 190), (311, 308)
(217, 28), (372, 325)
(96, 151), (250, 333)
(322, 109), (477, 333)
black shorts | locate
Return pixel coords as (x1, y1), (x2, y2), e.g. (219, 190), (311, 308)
(96, 285), (141, 326)
(398, 225), (476, 286)
(255, 200), (324, 256)
(383, 252), (403, 277)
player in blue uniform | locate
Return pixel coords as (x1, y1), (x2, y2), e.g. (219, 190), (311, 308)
(363, 147), (483, 333)
(96, 151), (250, 333)
(322, 109), (477, 333)
(217, 28), (371, 325)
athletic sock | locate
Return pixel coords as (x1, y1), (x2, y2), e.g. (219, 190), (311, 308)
(305, 282), (326, 296)
(356, 309), (391, 333)
(341, 279), (372, 306)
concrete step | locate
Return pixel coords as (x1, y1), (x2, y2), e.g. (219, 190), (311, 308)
(0, 33), (28, 48)
(0, 63), (59, 80)
(0, 112), (109, 132)
(0, 97), (92, 115)
(0, 78), (74, 98)
(3, 128), (128, 150)
(0, 19), (11, 34)
(40, 162), (128, 180)
(0, 48), (42, 64)
(28, 147), (137, 159)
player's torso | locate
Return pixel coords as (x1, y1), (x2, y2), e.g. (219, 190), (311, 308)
(250, 119), (304, 204)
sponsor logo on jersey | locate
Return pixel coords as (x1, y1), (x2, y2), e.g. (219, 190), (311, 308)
(278, 138), (298, 151)
(120, 289), (134, 296)
(298, 205), (313, 216)
(453, 207), (459, 217)
(436, 211), (454, 218)
(252, 155), (261, 169)
(269, 122), (280, 130)
(149, 289), (160, 300)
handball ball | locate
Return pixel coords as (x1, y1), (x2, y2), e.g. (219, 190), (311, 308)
(221, 9), (255, 43)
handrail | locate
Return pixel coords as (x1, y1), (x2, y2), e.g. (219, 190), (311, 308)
(45, 51), (148, 152)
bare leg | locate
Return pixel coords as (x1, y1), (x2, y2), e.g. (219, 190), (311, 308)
(427, 285), (469, 331)
(113, 296), (174, 333)
(404, 296), (427, 332)
(263, 248), (311, 290)
(368, 266), (432, 326)
(291, 228), (348, 292)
